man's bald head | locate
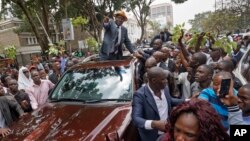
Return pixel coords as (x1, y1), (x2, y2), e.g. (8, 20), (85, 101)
(160, 47), (171, 54)
(152, 51), (164, 62)
(240, 84), (250, 91)
(147, 67), (168, 90)
(145, 57), (157, 71)
(214, 71), (232, 80)
(147, 67), (165, 80)
(190, 52), (207, 68)
(217, 60), (234, 72)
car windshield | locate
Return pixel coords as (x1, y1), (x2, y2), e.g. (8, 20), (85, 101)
(241, 49), (250, 82)
(50, 65), (133, 102)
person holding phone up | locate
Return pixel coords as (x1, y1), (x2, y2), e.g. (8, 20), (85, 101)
(198, 71), (238, 130)
(220, 83), (250, 125)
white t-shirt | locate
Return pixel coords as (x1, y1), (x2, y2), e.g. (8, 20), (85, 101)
(177, 72), (191, 99)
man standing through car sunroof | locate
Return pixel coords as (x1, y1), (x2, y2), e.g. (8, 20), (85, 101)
(100, 10), (140, 60)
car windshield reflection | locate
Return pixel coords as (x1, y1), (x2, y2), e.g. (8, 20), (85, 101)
(50, 65), (133, 102)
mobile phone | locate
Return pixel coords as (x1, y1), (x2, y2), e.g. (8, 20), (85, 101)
(219, 79), (231, 98)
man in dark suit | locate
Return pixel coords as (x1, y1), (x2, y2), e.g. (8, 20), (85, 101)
(150, 32), (165, 47)
(100, 10), (139, 60)
(163, 28), (172, 42)
(132, 67), (183, 141)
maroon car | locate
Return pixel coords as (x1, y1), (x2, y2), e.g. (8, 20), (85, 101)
(3, 56), (141, 141)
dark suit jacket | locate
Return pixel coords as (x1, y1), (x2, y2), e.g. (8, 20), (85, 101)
(49, 73), (59, 84)
(132, 85), (183, 141)
(100, 19), (134, 60)
(150, 35), (165, 47)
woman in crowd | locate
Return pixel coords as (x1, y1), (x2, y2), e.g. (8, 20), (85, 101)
(17, 66), (33, 90)
(162, 99), (230, 141)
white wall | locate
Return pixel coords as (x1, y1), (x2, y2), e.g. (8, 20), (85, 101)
(123, 18), (141, 43)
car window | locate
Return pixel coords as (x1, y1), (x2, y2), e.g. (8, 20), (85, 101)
(241, 49), (250, 82)
(50, 65), (133, 101)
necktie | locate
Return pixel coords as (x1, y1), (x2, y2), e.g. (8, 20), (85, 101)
(110, 26), (121, 54)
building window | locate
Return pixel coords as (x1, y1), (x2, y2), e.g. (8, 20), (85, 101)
(27, 37), (38, 45)
(167, 6), (172, 15)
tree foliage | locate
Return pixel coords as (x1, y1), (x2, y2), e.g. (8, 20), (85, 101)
(189, 10), (240, 35)
(85, 37), (98, 52)
(1, 0), (143, 54)
(1, 0), (60, 53)
(214, 37), (237, 54)
(172, 23), (185, 44)
(127, 0), (153, 41)
(72, 16), (89, 27)
(147, 20), (161, 38)
(190, 0), (249, 34)
(4, 45), (17, 59)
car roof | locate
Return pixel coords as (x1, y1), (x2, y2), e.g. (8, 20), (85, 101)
(68, 55), (135, 70)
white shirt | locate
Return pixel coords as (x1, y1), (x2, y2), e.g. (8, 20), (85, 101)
(177, 72), (191, 99)
(3, 87), (8, 94)
(144, 84), (168, 134)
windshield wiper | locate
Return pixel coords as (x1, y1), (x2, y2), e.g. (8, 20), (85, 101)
(85, 99), (131, 103)
(50, 98), (86, 103)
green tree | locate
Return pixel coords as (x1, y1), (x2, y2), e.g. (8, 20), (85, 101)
(189, 12), (211, 32)
(1, 0), (60, 52)
(216, 0), (250, 31)
(147, 20), (161, 38)
(127, 0), (153, 41)
(57, 0), (126, 42)
(189, 10), (239, 35)
(4, 45), (17, 59)
(1, 0), (127, 52)
(202, 10), (239, 35)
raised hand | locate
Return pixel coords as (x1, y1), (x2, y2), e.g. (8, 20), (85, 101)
(103, 16), (110, 23)
(178, 29), (184, 44)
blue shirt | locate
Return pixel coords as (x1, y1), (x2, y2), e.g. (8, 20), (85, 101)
(60, 57), (68, 74)
(243, 116), (250, 124)
(198, 87), (238, 129)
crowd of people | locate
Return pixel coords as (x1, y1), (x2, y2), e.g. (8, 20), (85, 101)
(98, 10), (250, 141)
(0, 9), (250, 141)
(130, 29), (250, 140)
(0, 53), (83, 137)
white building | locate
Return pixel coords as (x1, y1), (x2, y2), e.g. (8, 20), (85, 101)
(150, 0), (173, 29)
(123, 12), (141, 43)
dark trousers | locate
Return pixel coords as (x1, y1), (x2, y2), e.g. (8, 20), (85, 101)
(99, 52), (122, 60)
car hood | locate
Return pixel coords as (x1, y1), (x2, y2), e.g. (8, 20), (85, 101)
(4, 102), (131, 141)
